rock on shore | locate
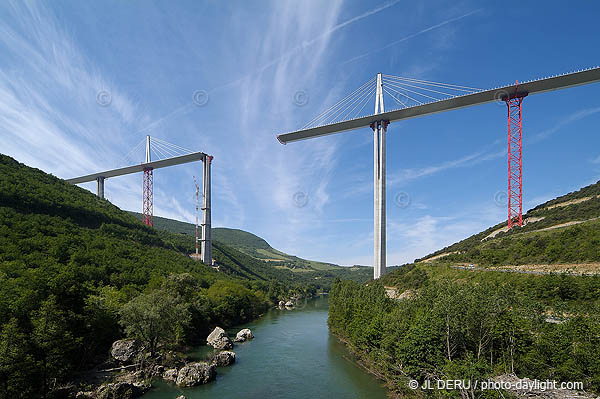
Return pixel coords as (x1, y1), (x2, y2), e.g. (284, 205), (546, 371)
(206, 327), (234, 349)
(110, 339), (142, 363)
(234, 328), (254, 342)
(162, 368), (178, 382)
(79, 381), (151, 399)
(176, 362), (216, 387)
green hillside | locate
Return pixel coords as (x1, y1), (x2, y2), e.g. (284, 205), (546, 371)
(0, 154), (315, 398)
(329, 181), (600, 397)
(137, 214), (271, 250)
(417, 180), (600, 269)
(129, 212), (344, 271)
(133, 214), (372, 286)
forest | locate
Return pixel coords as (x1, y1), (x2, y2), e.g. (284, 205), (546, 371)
(329, 264), (600, 397)
(0, 154), (316, 398)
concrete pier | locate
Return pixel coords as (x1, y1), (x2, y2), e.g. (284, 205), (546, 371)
(201, 155), (212, 265)
(373, 73), (386, 280)
(96, 176), (105, 198)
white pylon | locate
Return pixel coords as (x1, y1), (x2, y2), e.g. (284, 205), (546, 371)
(372, 73), (387, 280)
(145, 135), (151, 163)
(193, 176), (200, 255)
(201, 155), (212, 265)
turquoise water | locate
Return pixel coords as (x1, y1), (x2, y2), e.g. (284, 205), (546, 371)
(141, 295), (387, 399)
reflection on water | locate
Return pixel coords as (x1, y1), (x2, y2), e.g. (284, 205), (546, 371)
(141, 295), (387, 399)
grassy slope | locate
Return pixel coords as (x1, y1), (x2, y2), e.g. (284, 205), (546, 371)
(416, 180), (600, 267)
(129, 211), (344, 271)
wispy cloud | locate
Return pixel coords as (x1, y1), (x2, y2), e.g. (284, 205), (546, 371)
(341, 9), (482, 65)
(0, 1), (145, 185)
(384, 201), (505, 265)
(528, 106), (600, 144)
(389, 150), (486, 186)
(335, 201), (505, 266)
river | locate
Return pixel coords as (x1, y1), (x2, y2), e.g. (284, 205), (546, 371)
(141, 295), (387, 399)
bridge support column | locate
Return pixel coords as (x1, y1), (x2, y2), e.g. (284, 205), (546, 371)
(505, 90), (527, 229)
(201, 155), (213, 265)
(96, 176), (105, 198)
(372, 72), (387, 280)
(372, 120), (388, 280)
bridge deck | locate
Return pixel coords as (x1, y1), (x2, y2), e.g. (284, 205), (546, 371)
(66, 152), (206, 184)
(277, 67), (600, 144)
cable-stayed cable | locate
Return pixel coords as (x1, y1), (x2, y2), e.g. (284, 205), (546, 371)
(384, 86), (424, 105)
(384, 82), (438, 102)
(301, 77), (375, 129)
(382, 74), (481, 91)
(326, 81), (376, 124)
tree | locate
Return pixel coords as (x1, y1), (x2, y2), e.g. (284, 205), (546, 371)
(31, 296), (77, 399)
(119, 289), (191, 356)
(0, 319), (35, 398)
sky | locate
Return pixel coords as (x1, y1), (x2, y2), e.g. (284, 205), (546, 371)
(1, 0), (599, 266)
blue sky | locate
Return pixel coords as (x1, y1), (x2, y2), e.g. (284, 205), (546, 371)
(1, 0), (599, 266)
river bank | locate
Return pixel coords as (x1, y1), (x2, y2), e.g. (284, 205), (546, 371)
(138, 295), (387, 399)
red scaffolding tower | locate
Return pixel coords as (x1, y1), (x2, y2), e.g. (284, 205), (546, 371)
(142, 168), (153, 226)
(506, 87), (526, 229)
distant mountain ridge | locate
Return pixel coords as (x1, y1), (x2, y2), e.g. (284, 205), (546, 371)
(129, 212), (343, 271)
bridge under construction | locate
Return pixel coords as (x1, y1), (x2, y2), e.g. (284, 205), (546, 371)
(277, 66), (600, 279)
(66, 136), (213, 265)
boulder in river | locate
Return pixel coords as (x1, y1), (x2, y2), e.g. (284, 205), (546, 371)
(278, 300), (285, 307)
(234, 328), (254, 342)
(110, 339), (142, 363)
(176, 396), (186, 399)
(206, 326), (233, 349)
(285, 300), (294, 307)
(176, 362), (216, 387)
(212, 351), (236, 366)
